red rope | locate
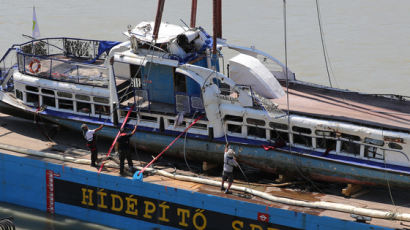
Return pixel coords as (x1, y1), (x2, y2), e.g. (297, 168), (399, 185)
(138, 114), (204, 176)
(98, 105), (135, 173)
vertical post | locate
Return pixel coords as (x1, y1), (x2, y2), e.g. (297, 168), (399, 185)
(153, 0), (166, 41)
(212, 0), (218, 55)
(217, 0), (222, 38)
(190, 0), (198, 28)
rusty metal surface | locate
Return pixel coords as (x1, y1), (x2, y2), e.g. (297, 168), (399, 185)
(274, 83), (410, 132)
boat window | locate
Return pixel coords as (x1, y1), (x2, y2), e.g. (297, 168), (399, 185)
(15, 90), (23, 100)
(94, 97), (109, 104)
(26, 85), (38, 92)
(130, 64), (142, 88)
(247, 126), (266, 139)
(140, 115), (157, 123)
(41, 89), (54, 95)
(388, 142), (403, 150)
(76, 94), (91, 101)
(340, 133), (361, 142)
(58, 99), (73, 110)
(292, 126), (311, 134)
(293, 134), (312, 147)
(364, 137), (384, 146)
(95, 105), (110, 115)
(224, 115), (243, 122)
(57, 91), (72, 98)
(315, 130), (336, 137)
(121, 110), (138, 119)
(77, 102), (91, 114)
(174, 72), (187, 93)
(26, 92), (39, 104)
(270, 130), (289, 142)
(246, 118), (265, 126)
(168, 119), (186, 127)
(316, 138), (336, 150)
(340, 141), (360, 155)
(192, 123), (207, 130)
(43, 96), (55, 107)
(227, 124), (242, 134)
(269, 122), (288, 130)
(364, 146), (384, 160)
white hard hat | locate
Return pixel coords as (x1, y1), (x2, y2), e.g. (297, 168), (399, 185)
(227, 148), (235, 157)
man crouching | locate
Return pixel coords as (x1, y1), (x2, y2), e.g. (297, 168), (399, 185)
(221, 143), (239, 194)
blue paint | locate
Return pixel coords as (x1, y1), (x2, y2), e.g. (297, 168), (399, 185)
(0, 152), (393, 230)
(143, 64), (175, 104)
(186, 76), (201, 97)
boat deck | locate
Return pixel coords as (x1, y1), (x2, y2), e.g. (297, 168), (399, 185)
(273, 82), (410, 132)
(1, 112), (410, 228)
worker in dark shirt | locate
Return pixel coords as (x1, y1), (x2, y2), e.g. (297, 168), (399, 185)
(116, 125), (137, 175)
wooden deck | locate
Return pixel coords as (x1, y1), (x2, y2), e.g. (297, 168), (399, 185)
(1, 112), (410, 228)
(273, 82), (410, 132)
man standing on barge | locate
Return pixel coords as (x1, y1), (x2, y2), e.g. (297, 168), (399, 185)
(221, 143), (239, 194)
(117, 125), (137, 176)
(81, 123), (104, 167)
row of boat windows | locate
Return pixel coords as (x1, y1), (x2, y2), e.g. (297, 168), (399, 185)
(225, 116), (404, 154)
(16, 86), (110, 116)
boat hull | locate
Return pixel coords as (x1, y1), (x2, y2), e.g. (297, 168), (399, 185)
(1, 94), (409, 188)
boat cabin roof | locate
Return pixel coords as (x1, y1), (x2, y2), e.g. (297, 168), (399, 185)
(273, 82), (410, 132)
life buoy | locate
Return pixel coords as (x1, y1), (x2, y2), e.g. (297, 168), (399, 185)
(29, 58), (41, 74)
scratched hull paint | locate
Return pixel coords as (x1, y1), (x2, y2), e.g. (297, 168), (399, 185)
(0, 152), (391, 230)
(2, 99), (410, 189)
(41, 110), (410, 188)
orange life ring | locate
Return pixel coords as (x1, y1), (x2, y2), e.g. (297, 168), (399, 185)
(29, 58), (41, 74)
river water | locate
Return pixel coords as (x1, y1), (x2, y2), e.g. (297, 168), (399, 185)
(0, 0), (409, 228)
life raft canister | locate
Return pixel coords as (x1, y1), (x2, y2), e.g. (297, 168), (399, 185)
(29, 58), (41, 74)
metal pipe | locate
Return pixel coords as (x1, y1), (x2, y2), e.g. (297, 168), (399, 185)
(153, 0), (166, 41)
(190, 0), (198, 28)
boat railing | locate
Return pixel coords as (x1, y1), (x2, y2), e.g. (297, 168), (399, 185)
(16, 52), (109, 88)
(0, 48), (18, 87)
(15, 37), (107, 60)
(1, 37), (121, 88)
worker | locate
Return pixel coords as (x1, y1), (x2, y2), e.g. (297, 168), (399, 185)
(221, 143), (239, 194)
(117, 125), (137, 176)
(81, 123), (104, 167)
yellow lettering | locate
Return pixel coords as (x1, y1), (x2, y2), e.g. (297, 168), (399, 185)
(250, 224), (263, 230)
(193, 210), (207, 230)
(158, 202), (170, 222)
(125, 196), (138, 216)
(81, 188), (94, 206)
(232, 220), (244, 230)
(177, 208), (190, 227)
(111, 194), (123, 212)
(267, 228), (280, 230)
(143, 201), (156, 219)
(97, 189), (108, 209)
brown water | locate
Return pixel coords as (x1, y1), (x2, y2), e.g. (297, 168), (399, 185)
(1, 0), (409, 95)
(0, 0), (409, 228)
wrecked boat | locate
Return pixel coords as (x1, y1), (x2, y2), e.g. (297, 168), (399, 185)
(0, 3), (409, 188)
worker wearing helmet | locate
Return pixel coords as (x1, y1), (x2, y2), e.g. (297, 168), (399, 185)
(221, 143), (239, 194)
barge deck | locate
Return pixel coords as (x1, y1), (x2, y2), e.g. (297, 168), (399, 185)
(1, 112), (410, 229)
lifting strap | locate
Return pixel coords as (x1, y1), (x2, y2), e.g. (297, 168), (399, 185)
(137, 114), (204, 176)
(98, 104), (135, 173)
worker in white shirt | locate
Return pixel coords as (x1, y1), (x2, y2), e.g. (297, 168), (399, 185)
(81, 123), (104, 167)
(221, 143), (239, 194)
